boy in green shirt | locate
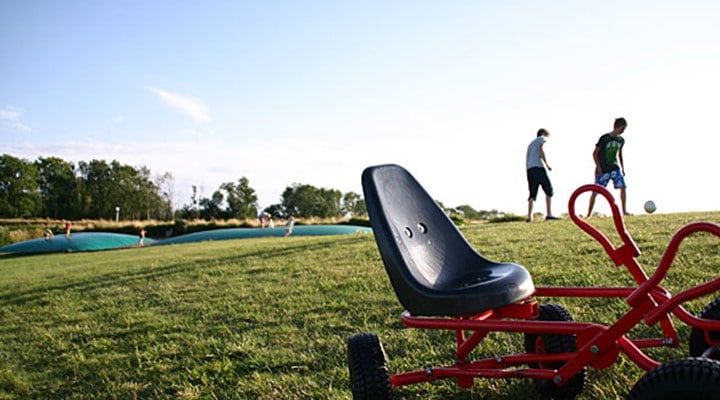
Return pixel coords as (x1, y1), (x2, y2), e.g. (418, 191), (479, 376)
(587, 117), (629, 217)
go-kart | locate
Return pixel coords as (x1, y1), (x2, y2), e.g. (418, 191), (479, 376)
(348, 164), (720, 399)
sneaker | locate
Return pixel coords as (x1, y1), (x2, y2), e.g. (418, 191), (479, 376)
(545, 215), (560, 221)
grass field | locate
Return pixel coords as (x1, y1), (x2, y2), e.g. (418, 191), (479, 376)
(1, 212), (719, 399)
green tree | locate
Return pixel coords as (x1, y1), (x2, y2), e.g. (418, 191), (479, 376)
(199, 190), (224, 220)
(35, 156), (77, 219)
(281, 184), (313, 218)
(0, 154), (41, 217)
(456, 204), (481, 220)
(78, 159), (112, 218)
(454, 205), (504, 221)
(76, 159), (167, 220)
(156, 172), (175, 220)
(342, 191), (366, 217)
(281, 183), (343, 218)
(129, 165), (167, 220)
(112, 162), (141, 219)
(219, 177), (258, 219)
(263, 203), (285, 219)
(316, 188), (342, 218)
(178, 185), (201, 219)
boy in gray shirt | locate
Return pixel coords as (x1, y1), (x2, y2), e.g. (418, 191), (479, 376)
(526, 128), (558, 222)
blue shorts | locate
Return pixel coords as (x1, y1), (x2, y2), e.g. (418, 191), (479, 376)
(595, 168), (626, 189)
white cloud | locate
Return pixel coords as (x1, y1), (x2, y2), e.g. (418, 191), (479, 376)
(149, 88), (212, 123)
(0, 105), (31, 132)
(0, 105), (24, 121)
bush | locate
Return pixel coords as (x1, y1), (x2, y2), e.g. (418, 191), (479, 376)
(489, 214), (526, 223)
(0, 227), (9, 247)
(344, 218), (371, 227)
(450, 214), (466, 226)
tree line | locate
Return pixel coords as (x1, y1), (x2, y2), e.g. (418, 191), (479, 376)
(0, 154), (367, 221)
(1, 153), (510, 223)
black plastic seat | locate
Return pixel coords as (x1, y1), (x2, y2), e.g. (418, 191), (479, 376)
(362, 164), (535, 316)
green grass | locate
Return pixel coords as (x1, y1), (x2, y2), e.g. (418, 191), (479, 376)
(1, 212), (719, 399)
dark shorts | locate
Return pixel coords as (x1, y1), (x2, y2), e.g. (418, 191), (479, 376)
(527, 167), (553, 200)
(595, 168), (626, 189)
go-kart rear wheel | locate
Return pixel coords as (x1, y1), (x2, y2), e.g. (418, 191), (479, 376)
(524, 303), (586, 400)
(347, 333), (392, 400)
(689, 297), (720, 359)
(625, 357), (720, 400)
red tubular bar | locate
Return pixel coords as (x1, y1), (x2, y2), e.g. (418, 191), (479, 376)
(402, 311), (601, 335)
(535, 286), (639, 298)
(431, 365), (557, 380)
(616, 336), (661, 371)
(390, 359), (562, 387)
(568, 186), (679, 339)
(534, 286), (671, 301)
(456, 329), (489, 362)
(394, 304), (664, 388)
(628, 222), (720, 308)
(568, 184), (641, 267)
(632, 338), (671, 348)
(647, 277), (720, 326)
(673, 311), (720, 331)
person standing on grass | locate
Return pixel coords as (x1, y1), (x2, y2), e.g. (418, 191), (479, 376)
(44, 224), (54, 240)
(526, 128), (558, 222)
(284, 216), (295, 237)
(258, 210), (267, 228)
(587, 117), (629, 217)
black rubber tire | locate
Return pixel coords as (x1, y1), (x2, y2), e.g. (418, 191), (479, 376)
(625, 357), (720, 400)
(689, 297), (720, 358)
(348, 333), (393, 400)
(524, 303), (586, 400)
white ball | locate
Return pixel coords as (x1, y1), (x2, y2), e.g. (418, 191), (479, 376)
(644, 200), (656, 214)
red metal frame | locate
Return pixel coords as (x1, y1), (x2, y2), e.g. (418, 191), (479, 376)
(387, 184), (720, 389)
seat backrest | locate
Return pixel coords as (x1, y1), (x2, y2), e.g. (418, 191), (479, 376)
(362, 164), (490, 298)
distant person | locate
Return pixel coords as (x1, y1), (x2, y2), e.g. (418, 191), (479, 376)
(268, 215), (274, 228)
(258, 210), (269, 228)
(525, 128), (558, 222)
(65, 221), (72, 238)
(139, 227), (146, 247)
(284, 216), (295, 237)
(587, 117), (629, 217)
(44, 225), (54, 240)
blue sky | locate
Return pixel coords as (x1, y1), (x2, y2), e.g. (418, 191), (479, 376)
(2, 1), (719, 216)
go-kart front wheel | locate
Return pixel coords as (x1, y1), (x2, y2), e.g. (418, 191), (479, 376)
(625, 357), (720, 400)
(689, 297), (720, 359)
(524, 303), (587, 400)
(347, 333), (392, 400)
